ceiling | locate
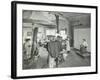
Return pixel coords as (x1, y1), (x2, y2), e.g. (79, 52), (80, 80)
(23, 10), (90, 28)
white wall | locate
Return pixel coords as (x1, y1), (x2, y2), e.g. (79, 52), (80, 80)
(74, 28), (91, 51)
(0, 0), (99, 80)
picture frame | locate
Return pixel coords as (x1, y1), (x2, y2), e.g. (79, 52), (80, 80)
(11, 1), (98, 79)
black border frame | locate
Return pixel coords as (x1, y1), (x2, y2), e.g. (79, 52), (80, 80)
(11, 1), (98, 79)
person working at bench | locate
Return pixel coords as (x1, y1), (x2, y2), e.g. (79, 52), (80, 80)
(80, 39), (88, 53)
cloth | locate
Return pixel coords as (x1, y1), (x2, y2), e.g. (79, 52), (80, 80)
(47, 40), (62, 58)
(80, 46), (87, 53)
(59, 49), (68, 61)
(23, 42), (31, 59)
(49, 56), (56, 68)
(63, 53), (68, 60)
(82, 41), (88, 47)
(66, 40), (70, 51)
(80, 41), (88, 53)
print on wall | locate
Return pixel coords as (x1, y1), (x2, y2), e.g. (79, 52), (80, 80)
(11, 1), (98, 79)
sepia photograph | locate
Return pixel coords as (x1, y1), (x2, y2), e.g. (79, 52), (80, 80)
(11, 1), (97, 79)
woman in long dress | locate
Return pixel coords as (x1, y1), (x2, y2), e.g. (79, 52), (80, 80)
(66, 37), (70, 53)
(23, 38), (31, 60)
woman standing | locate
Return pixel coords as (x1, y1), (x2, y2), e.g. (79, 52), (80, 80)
(66, 37), (71, 53)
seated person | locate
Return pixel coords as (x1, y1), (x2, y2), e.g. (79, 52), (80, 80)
(80, 39), (88, 53)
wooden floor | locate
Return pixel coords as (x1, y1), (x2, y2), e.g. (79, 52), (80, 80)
(23, 47), (91, 70)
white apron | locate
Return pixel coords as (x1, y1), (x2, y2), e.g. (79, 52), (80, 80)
(66, 40), (70, 51)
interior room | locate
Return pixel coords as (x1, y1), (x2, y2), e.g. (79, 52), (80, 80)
(22, 10), (91, 69)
